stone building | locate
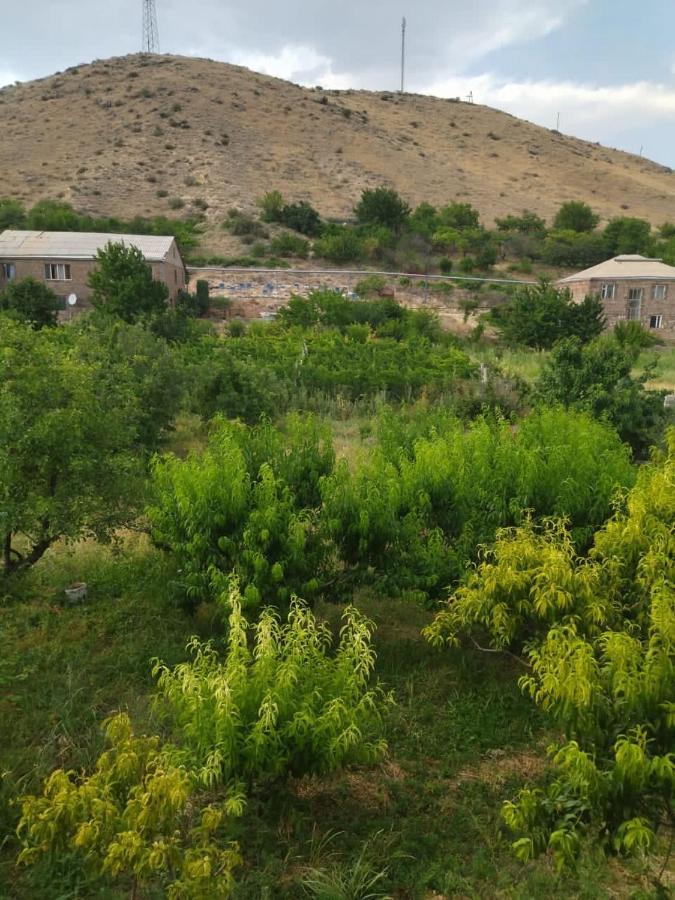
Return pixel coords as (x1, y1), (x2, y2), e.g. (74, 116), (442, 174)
(558, 254), (675, 334)
(0, 230), (186, 311)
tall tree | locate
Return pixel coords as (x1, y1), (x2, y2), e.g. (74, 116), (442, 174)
(553, 201), (599, 234)
(355, 188), (411, 233)
(88, 241), (169, 323)
(0, 318), (145, 575)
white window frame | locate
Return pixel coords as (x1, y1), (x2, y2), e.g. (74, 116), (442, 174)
(649, 314), (663, 329)
(651, 284), (667, 300)
(600, 282), (616, 299)
(627, 298), (642, 321)
(44, 263), (72, 281)
(1, 262), (16, 280)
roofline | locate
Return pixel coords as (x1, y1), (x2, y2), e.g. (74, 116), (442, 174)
(560, 274), (675, 283)
(0, 252), (171, 262)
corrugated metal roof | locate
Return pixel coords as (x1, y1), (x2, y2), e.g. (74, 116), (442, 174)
(0, 230), (176, 262)
(559, 255), (675, 283)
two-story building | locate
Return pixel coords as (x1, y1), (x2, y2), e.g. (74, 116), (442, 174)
(558, 254), (675, 334)
(0, 230), (186, 311)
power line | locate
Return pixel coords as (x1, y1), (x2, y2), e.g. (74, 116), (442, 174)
(142, 0), (160, 54)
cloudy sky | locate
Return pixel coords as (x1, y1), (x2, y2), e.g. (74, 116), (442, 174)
(3, 0), (675, 166)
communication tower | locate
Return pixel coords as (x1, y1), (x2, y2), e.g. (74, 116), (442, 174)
(142, 0), (160, 54)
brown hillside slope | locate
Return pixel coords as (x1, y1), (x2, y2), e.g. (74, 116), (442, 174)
(1, 53), (674, 243)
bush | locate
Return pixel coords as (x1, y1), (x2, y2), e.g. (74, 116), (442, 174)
(314, 228), (364, 263)
(535, 334), (666, 455)
(0, 197), (26, 229)
(427, 434), (675, 868)
(354, 275), (387, 296)
(17, 714), (242, 897)
(495, 210), (547, 237)
(439, 257), (453, 274)
(0, 278), (60, 329)
(223, 209), (268, 239)
(603, 217), (653, 256)
(490, 281), (605, 349)
(355, 188), (411, 233)
(278, 201), (322, 236)
(541, 230), (609, 268)
(321, 408), (633, 597)
(148, 415), (333, 610)
(552, 201), (599, 233)
(257, 190), (284, 222)
(270, 232), (310, 258)
(153, 584), (388, 785)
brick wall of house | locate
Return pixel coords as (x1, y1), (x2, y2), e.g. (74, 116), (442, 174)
(565, 278), (675, 334)
(0, 250), (186, 310)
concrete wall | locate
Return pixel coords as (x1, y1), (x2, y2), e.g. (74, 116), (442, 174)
(188, 267), (510, 324)
(565, 277), (675, 334)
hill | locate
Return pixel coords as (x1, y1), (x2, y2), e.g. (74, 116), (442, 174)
(1, 53), (674, 252)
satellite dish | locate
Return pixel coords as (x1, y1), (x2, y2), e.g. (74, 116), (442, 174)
(67, 293), (77, 306)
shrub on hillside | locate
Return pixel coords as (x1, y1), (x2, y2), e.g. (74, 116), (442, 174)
(552, 201), (599, 233)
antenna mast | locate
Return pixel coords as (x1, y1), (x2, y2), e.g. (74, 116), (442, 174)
(142, 0), (160, 54)
(400, 17), (406, 94)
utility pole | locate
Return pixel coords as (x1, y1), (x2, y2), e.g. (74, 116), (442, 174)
(142, 0), (160, 54)
(400, 17), (406, 94)
(556, 111), (560, 131)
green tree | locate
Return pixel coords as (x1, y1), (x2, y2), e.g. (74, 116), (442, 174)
(603, 217), (653, 256)
(437, 202), (480, 230)
(553, 201), (599, 233)
(541, 230), (609, 267)
(355, 188), (411, 232)
(491, 281), (605, 349)
(278, 201), (322, 236)
(0, 319), (145, 575)
(313, 227), (364, 263)
(536, 335), (666, 454)
(426, 436), (675, 868)
(495, 210), (547, 237)
(88, 241), (169, 322)
(0, 198), (26, 230)
(26, 199), (83, 231)
(0, 277), (60, 329)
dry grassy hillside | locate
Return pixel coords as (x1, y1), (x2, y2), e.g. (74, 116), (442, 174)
(1, 52), (674, 251)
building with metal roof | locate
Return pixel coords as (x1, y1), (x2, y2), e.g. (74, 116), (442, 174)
(557, 255), (675, 334)
(0, 229), (186, 310)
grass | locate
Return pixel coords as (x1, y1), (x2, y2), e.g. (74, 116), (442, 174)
(2, 546), (669, 897)
(636, 344), (675, 392)
(471, 345), (549, 384)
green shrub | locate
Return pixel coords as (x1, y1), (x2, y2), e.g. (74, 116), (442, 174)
(153, 584), (388, 786)
(427, 433), (675, 868)
(314, 228), (364, 263)
(148, 415), (333, 610)
(270, 232), (310, 258)
(16, 714), (242, 897)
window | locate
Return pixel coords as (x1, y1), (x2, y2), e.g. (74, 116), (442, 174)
(627, 298), (642, 321)
(1, 263), (16, 280)
(627, 287), (643, 301)
(44, 263), (71, 281)
(649, 315), (663, 329)
(651, 284), (667, 300)
(600, 282), (616, 299)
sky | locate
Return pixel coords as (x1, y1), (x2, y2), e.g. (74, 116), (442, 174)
(2, 0), (675, 167)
